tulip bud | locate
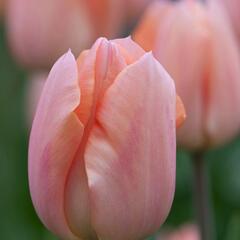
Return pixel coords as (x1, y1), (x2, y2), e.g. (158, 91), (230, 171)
(6, 0), (126, 69)
(29, 37), (185, 240)
(134, 0), (240, 150)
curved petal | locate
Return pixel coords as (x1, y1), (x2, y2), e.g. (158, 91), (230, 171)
(112, 37), (145, 64)
(28, 51), (83, 240)
(85, 53), (176, 240)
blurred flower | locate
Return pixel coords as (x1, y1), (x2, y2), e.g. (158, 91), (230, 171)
(25, 72), (46, 125)
(126, 0), (154, 23)
(134, 0), (240, 150)
(28, 37), (185, 240)
(6, 0), (126, 69)
(214, 0), (240, 41)
(157, 224), (200, 240)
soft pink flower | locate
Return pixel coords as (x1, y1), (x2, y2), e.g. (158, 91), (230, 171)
(134, 0), (240, 150)
(6, 0), (126, 68)
(158, 224), (200, 240)
(215, 0), (240, 41)
(28, 37), (185, 240)
(126, 0), (154, 23)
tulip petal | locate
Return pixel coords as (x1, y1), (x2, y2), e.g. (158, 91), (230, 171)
(205, 3), (240, 146)
(85, 53), (176, 240)
(29, 51), (83, 240)
(75, 38), (126, 126)
(66, 38), (127, 239)
(112, 37), (145, 64)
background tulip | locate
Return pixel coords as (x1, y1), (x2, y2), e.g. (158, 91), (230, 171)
(215, 0), (240, 42)
(134, 0), (240, 150)
(29, 37), (185, 240)
(6, 0), (125, 69)
(126, 0), (154, 23)
(157, 224), (200, 240)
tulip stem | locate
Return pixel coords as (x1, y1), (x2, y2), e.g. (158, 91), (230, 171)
(192, 152), (214, 240)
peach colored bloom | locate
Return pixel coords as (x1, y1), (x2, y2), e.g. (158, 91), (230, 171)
(6, 0), (125, 69)
(126, 0), (154, 23)
(215, 0), (240, 41)
(134, 0), (240, 150)
(158, 224), (200, 240)
(28, 37), (185, 240)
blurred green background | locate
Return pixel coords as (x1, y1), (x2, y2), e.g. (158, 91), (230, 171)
(1, 21), (240, 240)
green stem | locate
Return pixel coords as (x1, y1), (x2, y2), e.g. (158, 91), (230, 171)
(192, 152), (214, 240)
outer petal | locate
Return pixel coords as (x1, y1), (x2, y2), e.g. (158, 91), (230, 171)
(205, 2), (240, 146)
(29, 51), (83, 240)
(85, 53), (176, 240)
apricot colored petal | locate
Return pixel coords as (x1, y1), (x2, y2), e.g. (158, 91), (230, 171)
(112, 37), (145, 64)
(65, 38), (126, 239)
(205, 3), (240, 146)
(28, 51), (83, 240)
(75, 38), (126, 126)
(85, 53), (176, 240)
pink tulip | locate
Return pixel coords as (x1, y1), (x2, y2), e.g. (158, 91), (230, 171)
(29, 37), (185, 240)
(214, 0), (240, 41)
(126, 0), (154, 22)
(6, 0), (125, 68)
(157, 224), (200, 240)
(134, 0), (240, 150)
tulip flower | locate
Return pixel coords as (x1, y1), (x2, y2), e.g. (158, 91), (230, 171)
(6, 0), (126, 68)
(126, 0), (154, 22)
(157, 224), (200, 240)
(214, 0), (240, 41)
(28, 37), (185, 240)
(134, 0), (240, 150)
